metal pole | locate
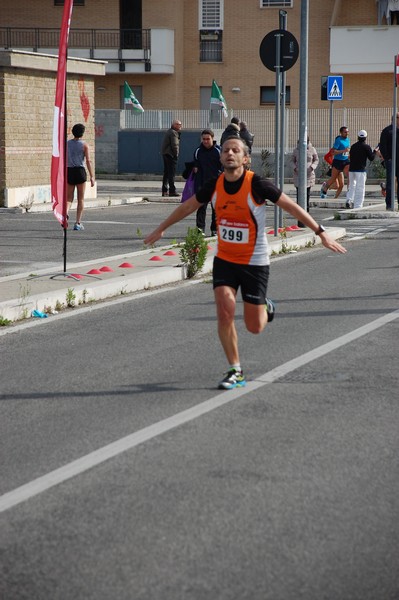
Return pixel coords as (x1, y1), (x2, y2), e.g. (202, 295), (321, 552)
(329, 100), (333, 148)
(274, 30), (282, 235)
(279, 10), (287, 229)
(390, 54), (398, 211)
(297, 0), (309, 227)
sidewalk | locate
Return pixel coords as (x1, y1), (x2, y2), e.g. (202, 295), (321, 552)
(0, 179), (391, 213)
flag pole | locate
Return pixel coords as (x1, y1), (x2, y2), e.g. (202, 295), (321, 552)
(63, 52), (68, 272)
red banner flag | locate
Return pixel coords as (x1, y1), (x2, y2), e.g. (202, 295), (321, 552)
(51, 0), (74, 226)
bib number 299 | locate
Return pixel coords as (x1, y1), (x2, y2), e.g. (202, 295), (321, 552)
(220, 226), (248, 244)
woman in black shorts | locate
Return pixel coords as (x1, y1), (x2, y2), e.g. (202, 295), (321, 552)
(67, 123), (95, 231)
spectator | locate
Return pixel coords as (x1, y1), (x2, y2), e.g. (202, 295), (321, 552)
(388, 0), (399, 23)
(161, 120), (182, 197)
(379, 111), (399, 209)
(193, 129), (222, 236)
(376, 0), (389, 24)
(239, 121), (255, 170)
(291, 138), (319, 212)
(345, 130), (376, 209)
(320, 126), (350, 200)
(220, 116), (240, 146)
(67, 123), (94, 231)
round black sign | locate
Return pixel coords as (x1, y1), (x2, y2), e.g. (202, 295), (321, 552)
(259, 29), (299, 72)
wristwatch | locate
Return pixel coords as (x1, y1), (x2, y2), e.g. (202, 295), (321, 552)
(315, 224), (326, 236)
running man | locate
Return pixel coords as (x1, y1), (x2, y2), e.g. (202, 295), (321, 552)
(145, 137), (346, 390)
(320, 126), (350, 200)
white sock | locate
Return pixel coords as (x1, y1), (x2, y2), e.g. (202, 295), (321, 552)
(230, 364), (241, 372)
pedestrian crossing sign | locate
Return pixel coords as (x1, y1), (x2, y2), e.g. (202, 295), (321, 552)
(327, 76), (343, 100)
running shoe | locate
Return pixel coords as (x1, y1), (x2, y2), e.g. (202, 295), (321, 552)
(218, 368), (246, 390)
(73, 222), (84, 231)
(320, 182), (328, 199)
(265, 297), (275, 323)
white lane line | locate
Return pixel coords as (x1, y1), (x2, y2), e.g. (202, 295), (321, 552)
(1, 308), (398, 514)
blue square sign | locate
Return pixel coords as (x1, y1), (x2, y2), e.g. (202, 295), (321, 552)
(327, 76), (343, 101)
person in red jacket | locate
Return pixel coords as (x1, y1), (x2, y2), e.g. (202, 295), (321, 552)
(145, 138), (346, 390)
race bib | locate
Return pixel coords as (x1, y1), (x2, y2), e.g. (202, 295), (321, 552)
(219, 219), (249, 243)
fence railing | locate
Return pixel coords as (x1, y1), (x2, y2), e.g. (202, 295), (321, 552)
(122, 107), (392, 153)
(0, 28), (150, 51)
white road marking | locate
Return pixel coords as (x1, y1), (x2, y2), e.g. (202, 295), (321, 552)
(1, 308), (398, 513)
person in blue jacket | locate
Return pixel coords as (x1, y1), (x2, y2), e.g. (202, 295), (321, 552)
(320, 126), (350, 199)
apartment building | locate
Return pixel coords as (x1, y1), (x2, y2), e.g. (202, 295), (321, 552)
(1, 0), (397, 112)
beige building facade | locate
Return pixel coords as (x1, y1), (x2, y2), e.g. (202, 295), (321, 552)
(1, 0), (397, 112)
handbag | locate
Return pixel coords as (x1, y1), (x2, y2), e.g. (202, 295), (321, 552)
(181, 171), (195, 202)
(323, 148), (334, 165)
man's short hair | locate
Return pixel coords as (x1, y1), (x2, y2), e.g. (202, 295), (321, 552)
(72, 123), (85, 138)
(222, 136), (249, 156)
(231, 116), (240, 125)
(201, 128), (214, 138)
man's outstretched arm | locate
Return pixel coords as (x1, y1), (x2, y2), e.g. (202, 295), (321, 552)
(276, 193), (347, 254)
(144, 196), (202, 246)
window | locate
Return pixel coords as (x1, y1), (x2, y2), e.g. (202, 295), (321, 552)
(199, 0), (223, 30)
(260, 86), (291, 105)
(199, 0), (223, 62)
(200, 30), (222, 62)
(55, 0), (84, 5)
(260, 0), (293, 7)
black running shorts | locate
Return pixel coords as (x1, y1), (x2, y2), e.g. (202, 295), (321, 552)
(67, 166), (87, 185)
(332, 158), (349, 172)
(213, 256), (270, 305)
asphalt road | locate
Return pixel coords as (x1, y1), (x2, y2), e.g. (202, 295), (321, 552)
(1, 220), (399, 599)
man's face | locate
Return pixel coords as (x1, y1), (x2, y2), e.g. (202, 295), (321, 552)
(221, 139), (247, 170)
(201, 134), (213, 149)
(341, 128), (348, 138)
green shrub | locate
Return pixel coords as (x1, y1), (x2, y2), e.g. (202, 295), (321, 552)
(179, 227), (208, 278)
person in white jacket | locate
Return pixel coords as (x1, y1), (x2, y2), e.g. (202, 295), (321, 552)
(388, 0), (399, 23)
(291, 139), (319, 211)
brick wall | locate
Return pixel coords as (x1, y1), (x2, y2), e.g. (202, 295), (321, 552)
(0, 51), (104, 207)
(1, 0), (395, 112)
(1, 0), (118, 29)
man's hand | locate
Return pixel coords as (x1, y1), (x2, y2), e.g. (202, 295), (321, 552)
(144, 228), (163, 246)
(319, 232), (347, 254)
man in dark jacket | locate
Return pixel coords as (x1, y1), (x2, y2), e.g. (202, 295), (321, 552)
(193, 129), (222, 235)
(220, 116), (240, 146)
(161, 120), (182, 197)
(379, 112), (399, 209)
(239, 121), (255, 169)
(345, 130), (375, 209)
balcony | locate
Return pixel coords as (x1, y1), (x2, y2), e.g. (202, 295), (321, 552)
(0, 27), (174, 74)
(330, 26), (399, 73)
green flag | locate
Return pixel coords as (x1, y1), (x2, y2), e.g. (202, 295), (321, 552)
(210, 80), (228, 118)
(124, 81), (144, 113)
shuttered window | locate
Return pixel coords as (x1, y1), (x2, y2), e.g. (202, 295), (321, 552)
(199, 0), (223, 30)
